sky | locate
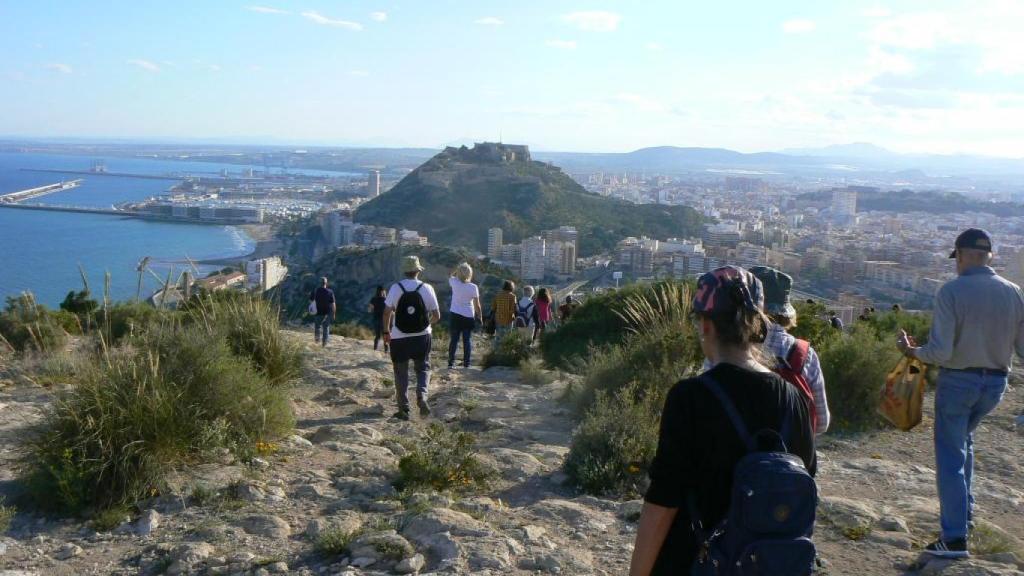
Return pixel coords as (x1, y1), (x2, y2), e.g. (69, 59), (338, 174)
(2, 0), (1023, 156)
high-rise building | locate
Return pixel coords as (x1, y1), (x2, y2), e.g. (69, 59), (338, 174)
(500, 244), (522, 273)
(367, 170), (381, 198)
(559, 241), (577, 275)
(247, 256), (288, 292)
(832, 189), (857, 220)
(543, 226), (578, 245)
(521, 236), (546, 281)
(487, 227), (504, 259)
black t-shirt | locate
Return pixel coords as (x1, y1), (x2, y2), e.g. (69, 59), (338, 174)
(370, 296), (386, 320)
(644, 363), (817, 575)
(311, 286), (335, 315)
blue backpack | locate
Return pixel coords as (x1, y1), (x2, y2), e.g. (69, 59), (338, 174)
(689, 375), (818, 576)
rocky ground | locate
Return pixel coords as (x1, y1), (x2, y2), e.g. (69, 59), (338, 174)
(0, 330), (1022, 575)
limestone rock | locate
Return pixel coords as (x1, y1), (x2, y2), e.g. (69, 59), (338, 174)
(54, 543), (82, 560)
(172, 542), (214, 564)
(395, 552), (426, 574)
(402, 508), (492, 542)
(239, 514), (291, 539)
(311, 423), (383, 445)
(349, 530), (415, 564)
(135, 509), (161, 536)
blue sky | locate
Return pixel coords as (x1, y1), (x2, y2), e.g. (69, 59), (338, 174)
(2, 1), (1022, 155)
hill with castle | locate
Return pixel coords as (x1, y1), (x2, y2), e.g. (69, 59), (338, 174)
(354, 142), (706, 256)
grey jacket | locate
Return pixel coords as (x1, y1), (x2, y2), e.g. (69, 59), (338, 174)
(916, 266), (1024, 371)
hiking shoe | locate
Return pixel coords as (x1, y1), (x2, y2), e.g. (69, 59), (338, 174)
(418, 401), (431, 417)
(447, 364), (455, 370)
(392, 410), (410, 421)
(924, 538), (969, 559)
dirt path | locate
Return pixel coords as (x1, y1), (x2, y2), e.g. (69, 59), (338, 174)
(0, 332), (1021, 575)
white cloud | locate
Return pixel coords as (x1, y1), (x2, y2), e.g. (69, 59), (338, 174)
(207, 64), (222, 72)
(45, 63), (72, 74)
(127, 59), (160, 72)
(562, 11), (621, 32)
(863, 6), (892, 18)
(247, 5), (288, 15)
(349, 70), (369, 77)
(248, 64), (263, 72)
(474, 16), (503, 26)
(782, 19), (816, 34)
(645, 42), (664, 51)
(369, 11), (387, 22)
(611, 93), (667, 113)
(301, 11), (363, 31)
(546, 39), (578, 50)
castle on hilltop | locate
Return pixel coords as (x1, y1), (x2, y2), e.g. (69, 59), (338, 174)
(444, 142), (531, 164)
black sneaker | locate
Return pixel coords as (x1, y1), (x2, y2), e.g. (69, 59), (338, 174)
(392, 410), (410, 421)
(418, 401), (431, 417)
(924, 538), (969, 559)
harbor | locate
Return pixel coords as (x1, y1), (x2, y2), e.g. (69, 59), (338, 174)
(0, 179), (82, 202)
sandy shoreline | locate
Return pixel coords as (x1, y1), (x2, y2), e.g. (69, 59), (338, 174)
(195, 223), (282, 266)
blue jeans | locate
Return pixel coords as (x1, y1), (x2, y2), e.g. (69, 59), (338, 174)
(448, 313), (474, 367)
(934, 369), (1007, 539)
(390, 334), (432, 411)
(314, 314), (331, 346)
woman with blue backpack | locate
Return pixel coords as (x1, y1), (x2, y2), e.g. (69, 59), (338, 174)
(630, 266), (818, 576)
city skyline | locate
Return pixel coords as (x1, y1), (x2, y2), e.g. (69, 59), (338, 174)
(2, 1), (1023, 156)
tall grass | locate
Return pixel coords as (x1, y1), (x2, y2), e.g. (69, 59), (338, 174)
(26, 293), (299, 513)
(0, 293), (68, 352)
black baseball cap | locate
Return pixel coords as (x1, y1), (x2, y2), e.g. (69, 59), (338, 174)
(949, 228), (992, 258)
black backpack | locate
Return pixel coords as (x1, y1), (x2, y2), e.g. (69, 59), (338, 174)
(689, 374), (818, 576)
(395, 282), (429, 333)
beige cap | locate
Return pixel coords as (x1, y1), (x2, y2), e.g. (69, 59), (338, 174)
(402, 255), (425, 273)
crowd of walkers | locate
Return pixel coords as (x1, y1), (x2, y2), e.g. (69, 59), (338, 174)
(308, 226), (1018, 572)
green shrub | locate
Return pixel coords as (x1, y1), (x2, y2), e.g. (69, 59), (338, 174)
(332, 322), (373, 340)
(315, 526), (360, 557)
(102, 302), (165, 343)
(0, 496), (15, 533)
(91, 505), (132, 532)
(818, 325), (901, 431)
(395, 423), (493, 493)
(542, 281), (693, 371)
(789, 300), (841, 351)
(569, 317), (701, 415)
(0, 293), (67, 352)
(863, 310), (932, 344)
(26, 321), (295, 513)
(519, 358), (555, 387)
(482, 331), (532, 368)
(186, 295), (302, 386)
(565, 385), (661, 497)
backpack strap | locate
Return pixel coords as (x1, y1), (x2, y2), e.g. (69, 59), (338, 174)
(699, 374), (755, 452)
(787, 339), (810, 374)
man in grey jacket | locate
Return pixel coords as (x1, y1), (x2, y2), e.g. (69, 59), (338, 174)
(898, 228), (1024, 558)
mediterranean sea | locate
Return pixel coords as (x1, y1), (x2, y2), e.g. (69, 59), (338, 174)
(0, 152), (324, 306)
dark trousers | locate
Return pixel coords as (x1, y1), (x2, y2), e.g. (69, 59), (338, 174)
(313, 314), (331, 346)
(390, 334), (431, 411)
(448, 313), (475, 367)
(373, 317), (386, 351)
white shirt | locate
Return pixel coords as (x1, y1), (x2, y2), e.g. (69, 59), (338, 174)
(448, 277), (480, 319)
(385, 278), (440, 339)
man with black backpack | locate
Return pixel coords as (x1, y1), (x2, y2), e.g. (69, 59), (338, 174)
(382, 256), (441, 421)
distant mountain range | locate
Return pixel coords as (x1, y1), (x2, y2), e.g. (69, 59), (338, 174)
(533, 144), (1024, 178)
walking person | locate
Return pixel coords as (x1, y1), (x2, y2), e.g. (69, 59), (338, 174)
(367, 285), (388, 352)
(516, 286), (537, 341)
(897, 229), (1024, 558)
(630, 266), (816, 575)
(829, 311), (844, 330)
(750, 265), (831, 435)
(558, 294), (578, 324)
(533, 287), (553, 341)
(448, 262), (482, 369)
(491, 280), (518, 344)
(382, 256), (441, 421)
(309, 277), (336, 347)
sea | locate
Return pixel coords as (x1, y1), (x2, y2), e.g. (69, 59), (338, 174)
(0, 152), (339, 307)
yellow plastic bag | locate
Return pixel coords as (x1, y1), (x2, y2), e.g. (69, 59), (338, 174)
(878, 357), (927, 431)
